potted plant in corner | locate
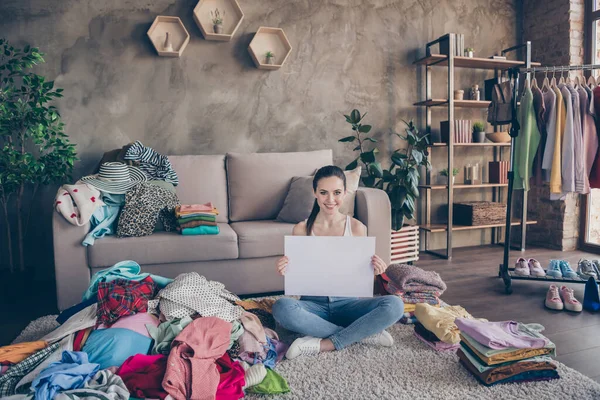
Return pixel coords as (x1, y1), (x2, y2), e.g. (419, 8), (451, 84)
(440, 168), (459, 184)
(265, 51), (275, 65)
(340, 110), (430, 264)
(0, 39), (78, 274)
(211, 9), (224, 34)
(472, 121), (486, 143)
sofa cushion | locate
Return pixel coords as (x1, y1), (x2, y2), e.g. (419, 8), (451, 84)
(230, 220), (295, 259)
(226, 150), (333, 222)
(87, 223), (238, 267)
(169, 155), (228, 223)
(275, 176), (314, 223)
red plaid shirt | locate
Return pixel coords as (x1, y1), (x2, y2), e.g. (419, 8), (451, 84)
(97, 276), (157, 326)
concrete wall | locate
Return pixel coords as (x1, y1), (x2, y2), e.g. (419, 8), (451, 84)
(0, 0), (519, 278)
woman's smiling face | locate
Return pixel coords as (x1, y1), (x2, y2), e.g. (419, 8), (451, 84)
(314, 176), (346, 214)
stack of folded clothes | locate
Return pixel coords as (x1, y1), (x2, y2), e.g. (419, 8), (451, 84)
(382, 264), (447, 324)
(455, 318), (559, 386)
(175, 202), (220, 235)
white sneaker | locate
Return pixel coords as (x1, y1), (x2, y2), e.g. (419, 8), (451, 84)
(285, 336), (321, 360)
(360, 330), (394, 347)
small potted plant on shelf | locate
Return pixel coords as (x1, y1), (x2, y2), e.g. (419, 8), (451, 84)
(211, 9), (224, 34)
(440, 168), (459, 184)
(472, 121), (486, 143)
(265, 51), (275, 65)
(465, 47), (474, 58)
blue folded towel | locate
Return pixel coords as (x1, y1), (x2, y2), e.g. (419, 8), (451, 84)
(583, 277), (600, 312)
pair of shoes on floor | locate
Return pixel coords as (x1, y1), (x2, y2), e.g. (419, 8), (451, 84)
(285, 330), (394, 360)
(546, 260), (578, 279)
(577, 259), (600, 280)
(545, 285), (582, 312)
(583, 276), (600, 312)
(514, 258), (546, 277)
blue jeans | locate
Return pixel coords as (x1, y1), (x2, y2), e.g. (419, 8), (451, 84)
(272, 296), (404, 350)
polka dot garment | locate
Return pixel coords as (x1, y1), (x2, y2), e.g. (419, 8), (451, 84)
(148, 272), (243, 322)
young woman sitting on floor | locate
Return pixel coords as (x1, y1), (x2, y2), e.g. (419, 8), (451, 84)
(272, 165), (404, 360)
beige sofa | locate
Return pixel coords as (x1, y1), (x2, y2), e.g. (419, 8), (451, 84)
(53, 150), (391, 310)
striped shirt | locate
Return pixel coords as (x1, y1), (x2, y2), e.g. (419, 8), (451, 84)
(124, 141), (178, 186)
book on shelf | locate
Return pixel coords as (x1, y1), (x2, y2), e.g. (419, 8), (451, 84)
(440, 120), (472, 143)
(439, 33), (464, 56)
(489, 55), (507, 60)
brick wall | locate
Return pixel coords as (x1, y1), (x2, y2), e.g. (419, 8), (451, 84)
(521, 0), (583, 250)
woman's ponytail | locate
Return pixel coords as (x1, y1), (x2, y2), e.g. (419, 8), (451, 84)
(305, 199), (320, 236)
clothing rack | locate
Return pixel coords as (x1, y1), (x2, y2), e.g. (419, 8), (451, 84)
(499, 62), (600, 294)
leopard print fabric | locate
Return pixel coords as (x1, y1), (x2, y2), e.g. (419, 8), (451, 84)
(117, 182), (180, 237)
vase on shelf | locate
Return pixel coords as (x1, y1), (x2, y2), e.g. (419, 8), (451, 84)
(163, 32), (173, 52)
(214, 24), (223, 34)
(473, 130), (486, 143)
(470, 85), (480, 101)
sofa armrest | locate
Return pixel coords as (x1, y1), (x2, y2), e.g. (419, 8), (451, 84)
(355, 187), (391, 265)
(52, 211), (91, 311)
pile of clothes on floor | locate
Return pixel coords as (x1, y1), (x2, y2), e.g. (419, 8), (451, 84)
(175, 203), (220, 235)
(0, 261), (289, 399)
(54, 141), (222, 246)
(412, 303), (476, 352)
(380, 264), (447, 324)
(455, 319), (558, 386)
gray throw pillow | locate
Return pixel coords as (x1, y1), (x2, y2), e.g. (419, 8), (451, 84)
(276, 176), (315, 223)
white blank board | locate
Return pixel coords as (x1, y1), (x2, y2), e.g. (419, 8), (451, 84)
(284, 236), (375, 297)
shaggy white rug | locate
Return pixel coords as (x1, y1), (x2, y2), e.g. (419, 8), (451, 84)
(14, 315), (600, 400)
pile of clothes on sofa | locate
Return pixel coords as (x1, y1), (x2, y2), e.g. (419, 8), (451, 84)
(55, 141), (221, 245)
(0, 262), (289, 399)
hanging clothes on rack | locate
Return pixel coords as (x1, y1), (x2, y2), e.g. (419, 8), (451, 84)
(577, 84), (595, 192)
(541, 79), (558, 183)
(531, 80), (546, 186)
(500, 63), (600, 296)
(513, 81), (541, 191)
(589, 83), (600, 188)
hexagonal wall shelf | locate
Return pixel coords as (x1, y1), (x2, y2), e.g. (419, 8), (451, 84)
(248, 27), (292, 70)
(193, 0), (244, 42)
(147, 16), (190, 57)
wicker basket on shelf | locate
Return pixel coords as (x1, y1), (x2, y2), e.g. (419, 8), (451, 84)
(453, 201), (506, 226)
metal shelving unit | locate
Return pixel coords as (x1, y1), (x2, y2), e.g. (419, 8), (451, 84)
(414, 34), (539, 260)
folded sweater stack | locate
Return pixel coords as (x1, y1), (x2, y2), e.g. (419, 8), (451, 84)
(175, 203), (220, 235)
(383, 264), (447, 321)
(455, 318), (558, 386)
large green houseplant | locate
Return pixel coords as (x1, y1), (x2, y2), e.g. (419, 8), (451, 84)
(0, 39), (78, 272)
(340, 109), (429, 231)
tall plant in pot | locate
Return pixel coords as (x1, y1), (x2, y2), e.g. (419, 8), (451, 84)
(339, 109), (382, 187)
(339, 110), (430, 230)
(0, 39), (78, 272)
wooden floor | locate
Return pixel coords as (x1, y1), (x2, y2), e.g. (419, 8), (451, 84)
(419, 245), (600, 384)
(1, 245), (599, 383)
